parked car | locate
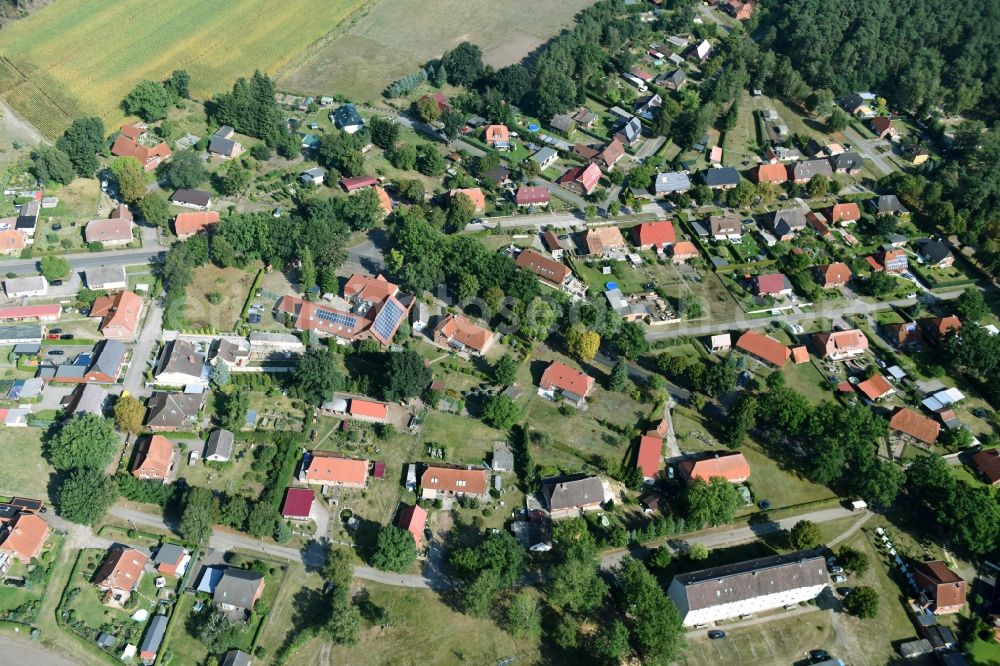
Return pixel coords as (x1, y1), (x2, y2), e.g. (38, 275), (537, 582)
(47, 333), (60, 340)
(832, 574), (847, 583)
(830, 566), (844, 574)
(60, 334), (74, 340)
(708, 630), (726, 639)
(47, 350), (64, 356)
(49, 328), (62, 334)
(837, 587), (852, 596)
(810, 649), (831, 662)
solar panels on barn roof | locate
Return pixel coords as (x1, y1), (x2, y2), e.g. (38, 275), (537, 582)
(316, 309), (357, 329)
(372, 298), (404, 343)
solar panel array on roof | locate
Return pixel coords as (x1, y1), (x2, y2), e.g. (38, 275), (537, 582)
(372, 299), (404, 341)
(316, 309), (357, 328)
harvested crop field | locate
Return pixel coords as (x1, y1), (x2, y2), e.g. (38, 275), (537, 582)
(0, 0), (369, 138)
(278, 0), (597, 102)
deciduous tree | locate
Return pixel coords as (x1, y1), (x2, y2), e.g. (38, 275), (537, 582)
(113, 394), (145, 434)
(371, 525), (417, 572)
(57, 469), (117, 525)
(110, 157), (146, 203)
(46, 413), (118, 471)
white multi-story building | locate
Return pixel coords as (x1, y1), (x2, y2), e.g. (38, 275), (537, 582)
(668, 550), (829, 626)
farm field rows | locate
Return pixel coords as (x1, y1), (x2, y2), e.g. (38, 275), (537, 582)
(277, 0), (597, 102)
(0, 0), (369, 137)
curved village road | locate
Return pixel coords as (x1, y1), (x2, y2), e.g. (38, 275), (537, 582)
(106, 504), (863, 590)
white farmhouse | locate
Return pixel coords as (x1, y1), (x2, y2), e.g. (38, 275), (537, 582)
(668, 550), (829, 626)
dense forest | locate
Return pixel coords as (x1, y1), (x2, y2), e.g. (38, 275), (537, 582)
(759, 0), (1000, 117)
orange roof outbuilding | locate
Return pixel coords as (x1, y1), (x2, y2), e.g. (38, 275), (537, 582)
(636, 434), (663, 480)
(174, 211), (220, 238)
(349, 398), (388, 420)
(397, 503), (428, 547)
(889, 407), (940, 445)
(736, 331), (791, 367)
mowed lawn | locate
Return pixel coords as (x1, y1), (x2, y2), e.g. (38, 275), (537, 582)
(0, 0), (368, 137)
(0, 427), (55, 500)
(182, 262), (260, 330)
(278, 0), (596, 101)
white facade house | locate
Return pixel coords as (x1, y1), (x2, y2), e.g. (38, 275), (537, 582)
(4, 275), (47, 298)
(668, 550), (828, 626)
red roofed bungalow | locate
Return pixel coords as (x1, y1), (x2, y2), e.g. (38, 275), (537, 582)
(0, 303), (61, 323)
(174, 211), (220, 240)
(634, 221), (676, 251)
(889, 407), (940, 445)
(538, 361), (595, 407)
(281, 487), (315, 519)
(635, 434), (663, 481)
(753, 163), (788, 184)
(298, 451), (369, 488)
(671, 241), (699, 263)
(736, 331), (791, 367)
(678, 451), (751, 483)
(857, 374), (895, 401)
(829, 203), (861, 224)
(397, 503), (428, 547)
(516, 185), (550, 206)
(349, 398), (388, 422)
(340, 175), (378, 193)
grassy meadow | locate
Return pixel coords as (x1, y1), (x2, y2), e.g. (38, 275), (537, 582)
(0, 0), (369, 137)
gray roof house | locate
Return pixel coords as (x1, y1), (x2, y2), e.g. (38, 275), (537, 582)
(659, 68), (687, 90)
(220, 650), (253, 666)
(65, 383), (109, 417)
(87, 339), (128, 383)
(654, 171), (692, 195)
(492, 442), (514, 473)
(332, 104), (364, 133)
(214, 567), (264, 612)
(139, 614), (168, 662)
(917, 239), (953, 266)
(549, 113), (575, 134)
(831, 151), (863, 173)
(702, 167), (741, 189)
(84, 265), (128, 290)
(170, 188), (212, 208)
(873, 194), (909, 216)
(209, 127), (242, 158)
(668, 549), (829, 626)
(790, 159), (833, 182)
(145, 392), (204, 431)
(541, 475), (607, 519)
(0, 324), (43, 345)
(300, 167), (326, 185)
(154, 339), (207, 386)
(152, 543), (186, 570)
(769, 208), (808, 239)
(615, 117), (643, 146)
(204, 429), (235, 462)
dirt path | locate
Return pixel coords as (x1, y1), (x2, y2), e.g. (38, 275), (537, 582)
(0, 97), (45, 170)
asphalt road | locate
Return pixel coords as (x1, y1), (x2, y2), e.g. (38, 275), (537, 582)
(840, 125), (895, 176)
(121, 301), (163, 397)
(646, 289), (967, 341)
(0, 247), (164, 274)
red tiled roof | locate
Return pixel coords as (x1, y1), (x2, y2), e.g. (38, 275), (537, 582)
(0, 230), (26, 253)
(679, 452), (750, 483)
(95, 546), (148, 592)
(926, 315), (961, 339)
(871, 116), (895, 135)
(434, 314), (493, 353)
(120, 123), (146, 140)
(91, 290), (143, 338)
(281, 488), (315, 518)
(890, 407), (940, 445)
(174, 211), (220, 237)
(111, 135), (171, 169)
(812, 329), (868, 358)
(755, 273), (790, 295)
(341, 175), (378, 192)
(515, 249), (570, 285)
(539, 361), (595, 397)
(349, 398), (388, 420)
(972, 450), (1000, 485)
(754, 163), (788, 183)
(485, 125), (510, 145)
(634, 220), (676, 248)
(516, 186), (550, 205)
(397, 503), (428, 547)
(584, 226), (626, 255)
(450, 187), (486, 212)
(599, 139), (624, 167)
(0, 513), (48, 562)
(421, 465), (488, 495)
(559, 163), (601, 194)
(818, 262), (852, 287)
(110, 203), (133, 221)
(85, 218), (133, 244)
(132, 435), (173, 480)
(791, 346), (809, 364)
(301, 452), (369, 486)
(344, 273), (397, 303)
(373, 185), (393, 214)
(914, 561), (966, 611)
(829, 203), (861, 224)
(857, 374), (893, 401)
(636, 434), (662, 479)
(0, 304), (61, 320)
(736, 331), (790, 367)
(672, 241), (699, 259)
